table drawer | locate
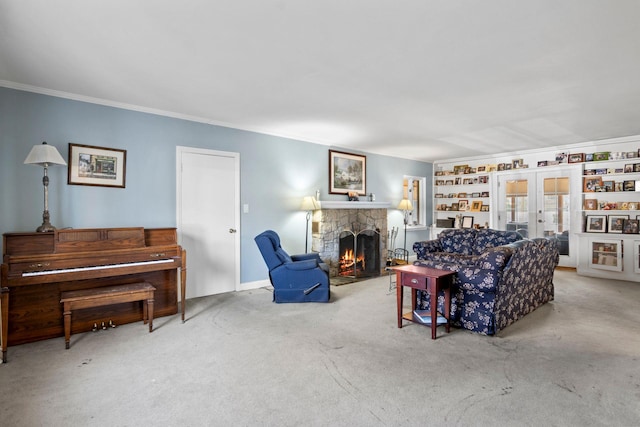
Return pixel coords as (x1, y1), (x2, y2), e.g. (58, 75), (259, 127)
(401, 273), (427, 289)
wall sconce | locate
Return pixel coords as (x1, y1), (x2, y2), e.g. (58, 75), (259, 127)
(24, 142), (67, 232)
(301, 196), (320, 253)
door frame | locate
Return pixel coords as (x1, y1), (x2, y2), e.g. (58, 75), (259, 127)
(176, 146), (241, 296)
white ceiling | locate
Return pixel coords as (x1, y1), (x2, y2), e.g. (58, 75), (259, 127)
(2, 1), (640, 162)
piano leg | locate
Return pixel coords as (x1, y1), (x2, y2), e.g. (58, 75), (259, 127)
(181, 248), (187, 323)
(63, 304), (71, 350)
(1, 287), (8, 362)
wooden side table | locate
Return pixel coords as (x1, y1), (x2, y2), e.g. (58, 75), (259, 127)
(392, 265), (455, 339)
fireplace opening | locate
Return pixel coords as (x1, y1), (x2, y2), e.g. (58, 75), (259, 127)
(338, 229), (381, 278)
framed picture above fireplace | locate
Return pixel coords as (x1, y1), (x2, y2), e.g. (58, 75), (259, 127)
(329, 150), (366, 195)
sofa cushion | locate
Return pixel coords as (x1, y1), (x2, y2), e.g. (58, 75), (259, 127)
(472, 229), (522, 254)
(439, 228), (477, 255)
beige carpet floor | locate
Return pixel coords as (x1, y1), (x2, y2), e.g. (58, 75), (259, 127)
(0, 269), (639, 426)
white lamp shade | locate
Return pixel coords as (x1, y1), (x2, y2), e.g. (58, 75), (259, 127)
(397, 199), (413, 211)
(24, 142), (67, 166)
(301, 196), (320, 211)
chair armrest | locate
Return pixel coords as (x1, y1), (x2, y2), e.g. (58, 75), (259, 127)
(291, 252), (321, 262)
(283, 259), (319, 271)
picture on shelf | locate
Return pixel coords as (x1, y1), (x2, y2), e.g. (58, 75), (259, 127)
(623, 180), (635, 191)
(593, 152), (610, 161)
(568, 153), (584, 163)
(622, 219), (640, 234)
(480, 205), (489, 212)
(461, 216), (474, 229)
(458, 199), (469, 211)
(583, 176), (603, 192)
(584, 198), (597, 210)
(608, 215), (629, 233)
(586, 215), (607, 233)
(624, 164), (634, 173)
(470, 201), (482, 211)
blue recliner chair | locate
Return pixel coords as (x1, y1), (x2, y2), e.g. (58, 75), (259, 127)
(254, 230), (330, 303)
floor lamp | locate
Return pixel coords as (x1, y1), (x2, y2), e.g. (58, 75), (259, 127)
(397, 198), (413, 254)
(24, 142), (67, 232)
(301, 196), (320, 253)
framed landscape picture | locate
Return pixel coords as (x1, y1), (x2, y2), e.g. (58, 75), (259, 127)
(68, 143), (126, 188)
(329, 150), (366, 195)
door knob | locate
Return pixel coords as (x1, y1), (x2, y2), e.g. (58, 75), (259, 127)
(229, 228), (237, 233)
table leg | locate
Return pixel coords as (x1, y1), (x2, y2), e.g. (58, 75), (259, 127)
(428, 278), (437, 339)
(396, 271), (403, 328)
(444, 281), (451, 334)
(148, 298), (154, 333)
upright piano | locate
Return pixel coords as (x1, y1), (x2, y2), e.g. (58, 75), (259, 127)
(1, 227), (186, 362)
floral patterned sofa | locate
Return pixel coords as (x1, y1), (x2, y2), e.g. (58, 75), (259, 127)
(412, 228), (558, 335)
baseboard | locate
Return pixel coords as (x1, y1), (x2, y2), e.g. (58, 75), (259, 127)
(239, 279), (271, 292)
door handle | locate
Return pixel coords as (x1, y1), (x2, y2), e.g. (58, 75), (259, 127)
(229, 228), (237, 233)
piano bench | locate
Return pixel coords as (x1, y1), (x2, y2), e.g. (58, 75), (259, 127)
(60, 282), (156, 350)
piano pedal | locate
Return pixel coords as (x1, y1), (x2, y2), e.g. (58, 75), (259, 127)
(101, 321), (107, 330)
(92, 323), (98, 332)
(109, 320), (116, 328)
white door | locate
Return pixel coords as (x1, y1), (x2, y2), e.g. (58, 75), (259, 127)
(176, 147), (239, 298)
(497, 167), (579, 267)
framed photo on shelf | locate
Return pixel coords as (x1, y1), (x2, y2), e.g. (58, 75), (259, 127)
(480, 205), (489, 212)
(585, 215), (607, 233)
(458, 199), (469, 211)
(623, 180), (636, 191)
(608, 215), (629, 233)
(584, 198), (598, 210)
(470, 201), (482, 212)
(68, 143), (127, 188)
(622, 219), (639, 234)
(593, 152), (610, 161)
(583, 176), (603, 192)
(329, 150), (366, 195)
(568, 153), (585, 163)
(461, 216), (474, 229)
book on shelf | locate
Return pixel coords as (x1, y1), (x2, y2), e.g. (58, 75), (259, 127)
(413, 310), (447, 325)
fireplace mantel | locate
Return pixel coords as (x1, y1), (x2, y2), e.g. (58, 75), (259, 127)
(318, 201), (391, 209)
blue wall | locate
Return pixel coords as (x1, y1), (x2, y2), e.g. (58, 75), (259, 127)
(0, 87), (432, 283)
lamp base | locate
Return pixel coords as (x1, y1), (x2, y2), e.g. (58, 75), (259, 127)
(36, 210), (56, 233)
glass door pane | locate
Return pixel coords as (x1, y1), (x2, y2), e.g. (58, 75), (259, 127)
(505, 179), (529, 237)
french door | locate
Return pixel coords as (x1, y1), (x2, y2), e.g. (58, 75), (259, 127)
(496, 167), (580, 267)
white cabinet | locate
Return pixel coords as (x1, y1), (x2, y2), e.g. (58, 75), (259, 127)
(577, 155), (640, 281)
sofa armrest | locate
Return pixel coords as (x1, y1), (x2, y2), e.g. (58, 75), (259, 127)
(413, 240), (443, 259)
(473, 246), (514, 271)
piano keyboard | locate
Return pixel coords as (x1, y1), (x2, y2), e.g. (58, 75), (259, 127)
(22, 258), (175, 277)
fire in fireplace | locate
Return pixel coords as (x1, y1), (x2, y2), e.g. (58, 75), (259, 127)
(338, 229), (381, 277)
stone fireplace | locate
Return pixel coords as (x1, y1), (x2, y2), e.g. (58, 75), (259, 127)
(309, 202), (389, 277)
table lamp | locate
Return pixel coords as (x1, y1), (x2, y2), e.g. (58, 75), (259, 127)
(24, 142), (67, 232)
